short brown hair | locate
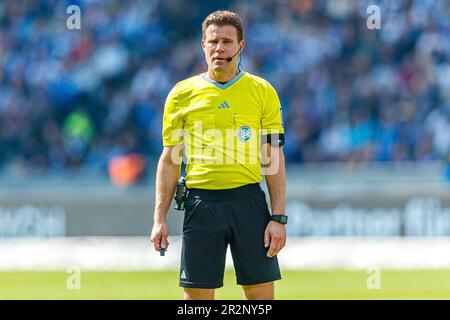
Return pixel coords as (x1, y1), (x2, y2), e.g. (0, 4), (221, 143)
(202, 10), (244, 42)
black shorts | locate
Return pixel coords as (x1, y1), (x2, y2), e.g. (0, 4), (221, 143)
(179, 183), (282, 289)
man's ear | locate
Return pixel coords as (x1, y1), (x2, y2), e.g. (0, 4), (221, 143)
(239, 39), (245, 52)
(201, 39), (205, 50)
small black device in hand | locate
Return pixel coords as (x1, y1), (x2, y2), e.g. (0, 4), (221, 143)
(174, 176), (188, 211)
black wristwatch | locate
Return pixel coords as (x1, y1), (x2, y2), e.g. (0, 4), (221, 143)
(269, 214), (288, 225)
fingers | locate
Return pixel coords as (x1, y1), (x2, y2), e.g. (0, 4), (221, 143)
(160, 237), (170, 251)
(267, 238), (281, 258)
(150, 232), (169, 253)
(150, 222), (170, 253)
(151, 236), (170, 252)
(264, 229), (270, 248)
(266, 235), (286, 258)
(150, 235), (160, 251)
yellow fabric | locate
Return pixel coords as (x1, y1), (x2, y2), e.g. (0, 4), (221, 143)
(162, 71), (284, 190)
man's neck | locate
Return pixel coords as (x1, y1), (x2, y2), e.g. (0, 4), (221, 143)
(207, 67), (240, 83)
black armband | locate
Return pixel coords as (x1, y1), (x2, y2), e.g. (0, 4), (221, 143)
(262, 133), (285, 147)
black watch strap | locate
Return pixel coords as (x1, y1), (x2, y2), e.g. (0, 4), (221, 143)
(269, 214), (288, 225)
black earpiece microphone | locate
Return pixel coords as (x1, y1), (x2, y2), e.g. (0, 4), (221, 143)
(226, 46), (242, 62)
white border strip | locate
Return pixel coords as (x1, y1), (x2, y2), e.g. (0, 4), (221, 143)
(1, 237), (450, 271)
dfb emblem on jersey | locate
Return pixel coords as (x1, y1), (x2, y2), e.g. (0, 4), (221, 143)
(237, 126), (252, 143)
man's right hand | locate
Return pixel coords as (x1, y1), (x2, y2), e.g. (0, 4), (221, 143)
(150, 221), (169, 252)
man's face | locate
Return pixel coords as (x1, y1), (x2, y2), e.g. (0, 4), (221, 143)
(202, 24), (244, 72)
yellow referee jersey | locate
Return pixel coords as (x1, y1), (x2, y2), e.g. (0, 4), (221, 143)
(162, 71), (284, 190)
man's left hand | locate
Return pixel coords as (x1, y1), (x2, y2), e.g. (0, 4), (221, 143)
(264, 220), (286, 258)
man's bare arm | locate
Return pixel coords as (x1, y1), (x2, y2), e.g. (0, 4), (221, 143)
(150, 144), (182, 252)
(154, 145), (182, 222)
(262, 143), (286, 214)
(264, 145), (286, 215)
(263, 144), (287, 257)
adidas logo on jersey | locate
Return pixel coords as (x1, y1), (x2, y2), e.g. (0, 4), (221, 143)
(218, 101), (230, 109)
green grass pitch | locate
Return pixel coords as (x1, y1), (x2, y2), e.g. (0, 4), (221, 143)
(1, 269), (450, 299)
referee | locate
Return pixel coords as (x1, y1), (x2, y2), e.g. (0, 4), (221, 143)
(150, 10), (287, 300)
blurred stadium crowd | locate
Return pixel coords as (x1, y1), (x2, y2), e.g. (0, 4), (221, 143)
(0, 0), (449, 178)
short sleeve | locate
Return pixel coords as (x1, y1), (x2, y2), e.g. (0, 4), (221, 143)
(261, 83), (285, 135)
(162, 86), (184, 146)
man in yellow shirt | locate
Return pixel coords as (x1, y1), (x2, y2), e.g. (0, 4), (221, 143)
(150, 10), (287, 300)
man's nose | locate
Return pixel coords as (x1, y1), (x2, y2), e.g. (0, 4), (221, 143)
(215, 42), (225, 52)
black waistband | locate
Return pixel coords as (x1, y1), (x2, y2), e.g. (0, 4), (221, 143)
(188, 183), (261, 201)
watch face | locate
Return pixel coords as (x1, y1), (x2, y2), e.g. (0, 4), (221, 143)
(281, 216), (288, 224)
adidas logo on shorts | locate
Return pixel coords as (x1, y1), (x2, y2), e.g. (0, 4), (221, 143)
(181, 270), (187, 280)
